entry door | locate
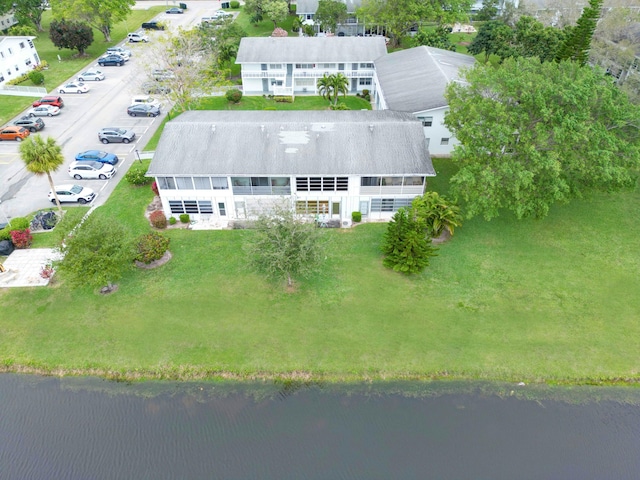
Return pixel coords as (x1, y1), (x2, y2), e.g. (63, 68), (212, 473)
(331, 202), (340, 218)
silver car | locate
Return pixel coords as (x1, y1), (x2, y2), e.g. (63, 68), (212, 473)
(78, 70), (105, 81)
(98, 127), (136, 144)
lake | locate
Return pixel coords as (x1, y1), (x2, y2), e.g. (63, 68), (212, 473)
(1, 375), (639, 479)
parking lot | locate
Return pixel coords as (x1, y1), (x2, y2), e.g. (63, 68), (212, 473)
(0, 0), (227, 220)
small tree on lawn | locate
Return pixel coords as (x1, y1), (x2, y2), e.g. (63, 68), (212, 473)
(317, 73), (349, 106)
(411, 192), (462, 238)
(57, 215), (135, 292)
(49, 19), (93, 56)
(246, 203), (327, 288)
(381, 208), (437, 274)
(20, 135), (65, 216)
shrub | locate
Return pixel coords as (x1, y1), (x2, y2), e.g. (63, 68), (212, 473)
(151, 181), (159, 196)
(40, 264), (55, 279)
(149, 210), (167, 229)
(135, 232), (170, 264)
(125, 164), (152, 186)
(330, 102), (350, 110)
(0, 226), (11, 241)
(230, 0), (240, 7)
(29, 70), (44, 85)
(362, 89), (370, 96)
(11, 229), (33, 249)
(9, 217), (30, 231)
(352, 211), (362, 222)
(225, 88), (243, 103)
(169, 216), (177, 225)
(179, 213), (190, 223)
(6, 61), (48, 86)
(274, 95), (293, 103)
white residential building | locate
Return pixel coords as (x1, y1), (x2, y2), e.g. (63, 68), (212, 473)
(373, 46), (476, 156)
(296, 0), (366, 36)
(0, 11), (18, 33)
(147, 111), (434, 226)
(235, 36), (386, 96)
(0, 36), (40, 86)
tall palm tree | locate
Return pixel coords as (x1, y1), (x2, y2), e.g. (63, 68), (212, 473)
(20, 135), (65, 215)
(317, 73), (335, 104)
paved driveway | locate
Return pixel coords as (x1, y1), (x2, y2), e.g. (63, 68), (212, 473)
(0, 0), (227, 221)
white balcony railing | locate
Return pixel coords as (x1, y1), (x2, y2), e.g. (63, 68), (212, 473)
(293, 69), (374, 78)
(241, 71), (286, 79)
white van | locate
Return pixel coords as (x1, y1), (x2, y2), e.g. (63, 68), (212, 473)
(128, 32), (149, 43)
(130, 95), (162, 108)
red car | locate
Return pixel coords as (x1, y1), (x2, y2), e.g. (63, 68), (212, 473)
(32, 95), (64, 108)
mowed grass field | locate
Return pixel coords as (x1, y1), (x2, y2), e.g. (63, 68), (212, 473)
(1, 159), (639, 383)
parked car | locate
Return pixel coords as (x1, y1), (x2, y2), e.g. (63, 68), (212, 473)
(48, 184), (95, 204)
(166, 7), (183, 13)
(59, 82), (90, 94)
(152, 69), (175, 81)
(131, 95), (162, 109)
(0, 125), (30, 142)
(75, 150), (119, 165)
(212, 10), (233, 18)
(128, 32), (150, 42)
(78, 70), (105, 81)
(32, 95), (64, 108)
(101, 51), (129, 62)
(106, 46), (132, 57)
(127, 104), (161, 117)
(98, 54), (125, 67)
(98, 127), (136, 144)
(13, 116), (44, 132)
(141, 81), (171, 95)
(28, 105), (60, 117)
(68, 161), (116, 180)
(141, 21), (165, 30)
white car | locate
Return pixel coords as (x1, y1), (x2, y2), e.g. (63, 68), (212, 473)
(59, 82), (90, 94)
(130, 95), (162, 109)
(78, 70), (105, 81)
(28, 105), (60, 117)
(48, 184), (96, 204)
(68, 161), (115, 180)
(128, 32), (149, 43)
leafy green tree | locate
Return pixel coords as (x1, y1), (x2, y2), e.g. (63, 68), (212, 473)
(381, 209), (437, 274)
(467, 20), (515, 62)
(262, 0), (289, 28)
(474, 0), (498, 21)
(411, 192), (462, 237)
(244, 0), (265, 23)
(49, 19), (93, 55)
(513, 16), (566, 62)
(444, 57), (640, 220)
(317, 73), (349, 105)
(555, 0), (604, 65)
(11, 0), (46, 32)
(413, 26), (455, 51)
(246, 204), (327, 288)
(57, 215), (135, 291)
(315, 0), (347, 33)
(52, 0), (135, 42)
(8, 24), (38, 36)
(19, 135), (65, 216)
(203, 22), (246, 66)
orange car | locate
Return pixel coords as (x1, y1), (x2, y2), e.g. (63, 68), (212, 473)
(0, 125), (31, 142)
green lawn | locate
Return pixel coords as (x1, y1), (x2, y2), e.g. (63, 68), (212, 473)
(234, 11), (298, 37)
(0, 7), (164, 123)
(1, 159), (639, 384)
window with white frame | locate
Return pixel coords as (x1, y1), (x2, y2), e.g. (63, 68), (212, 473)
(28, 40), (34, 48)
(168, 200), (213, 215)
(269, 64), (282, 69)
(359, 78), (372, 86)
(212, 177), (228, 189)
(25, 59), (31, 66)
(418, 116), (433, 127)
(8, 47), (12, 54)
(440, 138), (449, 145)
(296, 78), (314, 86)
(370, 197), (415, 212)
(19, 42), (25, 49)
(176, 177), (194, 189)
(318, 63), (335, 69)
(296, 176), (348, 191)
(359, 63), (374, 68)
(295, 63), (315, 69)
(193, 177), (211, 189)
(158, 177), (176, 189)
(296, 200), (330, 215)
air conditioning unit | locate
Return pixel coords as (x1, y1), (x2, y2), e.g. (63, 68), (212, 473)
(341, 219), (352, 228)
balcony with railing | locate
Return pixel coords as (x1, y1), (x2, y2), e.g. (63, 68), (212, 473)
(241, 71), (286, 79)
(293, 69), (374, 78)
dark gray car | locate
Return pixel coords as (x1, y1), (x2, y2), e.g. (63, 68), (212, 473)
(127, 104), (161, 117)
(13, 116), (45, 132)
(98, 127), (136, 144)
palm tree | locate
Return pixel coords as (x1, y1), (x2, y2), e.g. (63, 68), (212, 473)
(317, 73), (350, 106)
(20, 135), (65, 215)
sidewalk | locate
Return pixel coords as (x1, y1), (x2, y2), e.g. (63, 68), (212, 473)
(0, 248), (61, 288)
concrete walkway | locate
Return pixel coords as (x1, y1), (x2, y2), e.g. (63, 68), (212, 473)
(0, 249), (62, 288)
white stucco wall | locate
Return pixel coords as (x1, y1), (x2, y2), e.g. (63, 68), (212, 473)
(0, 36), (40, 86)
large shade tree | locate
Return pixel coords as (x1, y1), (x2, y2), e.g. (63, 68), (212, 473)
(315, 0), (348, 33)
(19, 135), (65, 215)
(52, 0), (135, 42)
(444, 57), (640, 220)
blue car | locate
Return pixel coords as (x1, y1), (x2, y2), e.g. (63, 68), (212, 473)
(98, 54), (125, 67)
(75, 150), (119, 165)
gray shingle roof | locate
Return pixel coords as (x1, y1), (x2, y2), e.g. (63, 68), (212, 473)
(374, 46), (476, 112)
(236, 37), (387, 64)
(296, 0), (362, 14)
(148, 111), (434, 177)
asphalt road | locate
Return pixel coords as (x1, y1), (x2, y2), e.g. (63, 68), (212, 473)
(0, 0), (227, 222)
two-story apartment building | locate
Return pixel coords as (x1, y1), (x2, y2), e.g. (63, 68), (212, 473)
(0, 36), (40, 86)
(372, 46), (476, 156)
(147, 110), (434, 227)
(296, 0), (365, 36)
(0, 11), (18, 33)
(235, 36), (386, 96)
